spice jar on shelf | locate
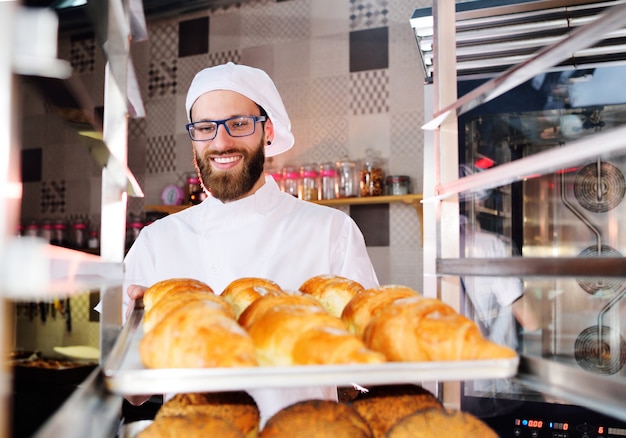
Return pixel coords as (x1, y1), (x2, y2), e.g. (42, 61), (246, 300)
(336, 159), (359, 198)
(282, 165), (300, 197)
(360, 152), (386, 197)
(299, 164), (319, 201)
(185, 175), (206, 205)
(385, 175), (411, 196)
(319, 162), (337, 200)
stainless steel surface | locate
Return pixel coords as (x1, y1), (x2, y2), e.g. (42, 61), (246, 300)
(515, 354), (626, 422)
(421, 1), (626, 130)
(412, 0), (626, 80)
(425, 123), (626, 202)
(437, 257), (626, 277)
(102, 304), (519, 395)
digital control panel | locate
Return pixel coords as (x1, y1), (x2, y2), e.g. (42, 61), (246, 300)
(512, 417), (626, 437)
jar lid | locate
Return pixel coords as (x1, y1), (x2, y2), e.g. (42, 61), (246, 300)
(386, 175), (410, 182)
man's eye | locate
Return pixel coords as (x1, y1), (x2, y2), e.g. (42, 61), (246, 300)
(231, 119), (250, 129)
(196, 124), (215, 133)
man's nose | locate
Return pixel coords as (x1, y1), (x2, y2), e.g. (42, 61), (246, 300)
(211, 123), (234, 149)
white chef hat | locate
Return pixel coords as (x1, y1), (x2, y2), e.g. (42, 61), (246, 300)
(185, 62), (294, 157)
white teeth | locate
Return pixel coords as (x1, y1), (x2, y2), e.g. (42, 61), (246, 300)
(214, 156), (240, 164)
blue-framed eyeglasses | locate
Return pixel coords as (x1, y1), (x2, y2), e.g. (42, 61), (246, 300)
(185, 115), (266, 141)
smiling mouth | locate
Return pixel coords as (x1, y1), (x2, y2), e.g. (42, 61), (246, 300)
(213, 155), (241, 164)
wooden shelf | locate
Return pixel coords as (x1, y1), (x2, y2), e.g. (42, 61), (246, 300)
(146, 193), (424, 242)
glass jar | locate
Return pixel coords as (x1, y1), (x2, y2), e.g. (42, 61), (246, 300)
(70, 221), (87, 249)
(385, 175), (411, 195)
(23, 221), (39, 237)
(186, 175), (205, 204)
(50, 220), (68, 247)
(319, 162), (337, 200)
(299, 164), (319, 201)
(360, 157), (386, 197)
(336, 159), (359, 198)
(39, 220), (53, 243)
(282, 166), (300, 197)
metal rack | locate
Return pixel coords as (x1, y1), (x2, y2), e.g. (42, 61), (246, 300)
(1, 1), (147, 436)
(422, 0), (626, 421)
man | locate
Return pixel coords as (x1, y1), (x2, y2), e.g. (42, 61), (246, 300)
(124, 62), (379, 424)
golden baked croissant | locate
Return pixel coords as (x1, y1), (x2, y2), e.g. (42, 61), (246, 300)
(221, 277), (286, 319)
(143, 290), (234, 333)
(362, 296), (517, 361)
(140, 300), (258, 369)
(341, 285), (419, 337)
(246, 305), (384, 366)
(237, 293), (324, 329)
(143, 278), (214, 310)
(299, 274), (365, 318)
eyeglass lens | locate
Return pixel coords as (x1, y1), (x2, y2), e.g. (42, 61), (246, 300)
(189, 116), (259, 141)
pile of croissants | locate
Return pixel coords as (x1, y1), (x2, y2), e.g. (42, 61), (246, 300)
(139, 275), (516, 369)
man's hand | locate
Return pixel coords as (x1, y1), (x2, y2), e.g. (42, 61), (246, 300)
(126, 284), (147, 320)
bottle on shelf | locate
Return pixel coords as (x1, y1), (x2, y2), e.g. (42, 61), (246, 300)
(336, 158), (359, 198)
(319, 162), (337, 200)
(282, 165), (300, 197)
(360, 150), (386, 197)
(299, 163), (319, 201)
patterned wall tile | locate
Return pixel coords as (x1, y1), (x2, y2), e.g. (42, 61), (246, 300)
(148, 20), (179, 99)
(389, 111), (424, 190)
(349, 27), (388, 73)
(241, 0), (311, 49)
(147, 135), (176, 174)
(69, 32), (96, 74)
(40, 180), (66, 215)
(349, 69), (389, 116)
(179, 17), (210, 57)
(309, 116), (350, 163)
(208, 11), (242, 54)
(310, 75), (350, 118)
(20, 182), (41, 221)
(349, 0), (389, 31)
(310, 33), (349, 78)
(273, 40), (311, 83)
(277, 78), (311, 120)
(145, 98), (177, 137)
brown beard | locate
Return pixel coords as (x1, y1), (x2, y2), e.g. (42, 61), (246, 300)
(193, 139), (265, 202)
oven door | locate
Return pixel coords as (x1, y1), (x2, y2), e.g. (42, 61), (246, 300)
(458, 65), (626, 437)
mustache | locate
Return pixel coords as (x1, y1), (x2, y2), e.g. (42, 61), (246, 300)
(203, 148), (247, 158)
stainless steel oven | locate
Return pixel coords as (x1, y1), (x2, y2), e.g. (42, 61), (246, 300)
(457, 65), (626, 437)
(413, 0), (626, 436)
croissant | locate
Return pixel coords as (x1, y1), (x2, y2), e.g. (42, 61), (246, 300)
(362, 296), (516, 362)
(221, 277), (286, 319)
(143, 278), (214, 310)
(299, 274), (365, 318)
(341, 285), (419, 337)
(140, 300), (258, 369)
(143, 290), (234, 333)
(246, 305), (384, 366)
(238, 293), (324, 329)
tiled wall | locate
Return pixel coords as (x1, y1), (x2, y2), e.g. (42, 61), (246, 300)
(20, 0), (429, 292)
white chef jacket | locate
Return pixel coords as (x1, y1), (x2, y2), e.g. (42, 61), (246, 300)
(123, 176), (379, 425)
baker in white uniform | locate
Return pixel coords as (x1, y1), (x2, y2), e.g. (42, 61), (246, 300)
(123, 62), (379, 425)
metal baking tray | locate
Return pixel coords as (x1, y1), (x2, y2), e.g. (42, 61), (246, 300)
(102, 302), (519, 395)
